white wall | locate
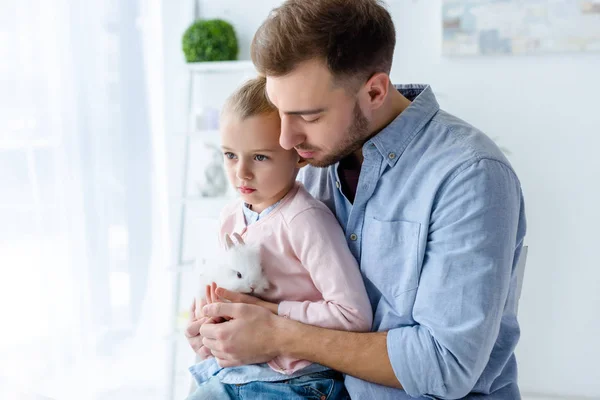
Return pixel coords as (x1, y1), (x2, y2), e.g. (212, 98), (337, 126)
(390, 2), (600, 398)
(163, 1), (600, 397)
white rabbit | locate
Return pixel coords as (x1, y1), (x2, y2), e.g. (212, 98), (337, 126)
(195, 233), (269, 318)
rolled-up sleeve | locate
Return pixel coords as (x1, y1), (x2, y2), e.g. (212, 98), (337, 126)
(388, 159), (524, 399)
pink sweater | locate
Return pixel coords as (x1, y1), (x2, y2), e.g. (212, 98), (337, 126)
(219, 182), (373, 375)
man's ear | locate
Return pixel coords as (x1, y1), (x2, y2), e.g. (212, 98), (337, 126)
(363, 72), (390, 110)
(297, 157), (309, 168)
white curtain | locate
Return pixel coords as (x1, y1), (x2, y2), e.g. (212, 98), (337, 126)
(0, 0), (173, 399)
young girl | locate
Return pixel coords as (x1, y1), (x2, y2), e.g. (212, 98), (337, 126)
(187, 77), (372, 400)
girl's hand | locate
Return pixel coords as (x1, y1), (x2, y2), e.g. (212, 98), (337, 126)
(215, 286), (279, 315)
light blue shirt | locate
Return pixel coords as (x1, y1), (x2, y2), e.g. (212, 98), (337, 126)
(241, 200), (280, 225)
(299, 84), (527, 399)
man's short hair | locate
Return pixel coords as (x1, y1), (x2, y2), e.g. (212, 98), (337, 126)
(251, 0), (396, 86)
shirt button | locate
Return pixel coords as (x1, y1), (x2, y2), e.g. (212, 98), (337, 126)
(350, 233), (358, 241)
(388, 152), (396, 159)
(335, 181), (340, 188)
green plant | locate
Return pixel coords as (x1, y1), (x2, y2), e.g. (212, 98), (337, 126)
(182, 19), (238, 62)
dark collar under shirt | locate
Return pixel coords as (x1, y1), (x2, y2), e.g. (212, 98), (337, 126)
(337, 154), (362, 204)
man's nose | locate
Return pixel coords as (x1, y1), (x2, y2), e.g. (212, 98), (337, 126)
(279, 115), (304, 150)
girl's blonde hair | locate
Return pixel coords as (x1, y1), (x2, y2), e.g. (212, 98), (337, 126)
(222, 76), (277, 120)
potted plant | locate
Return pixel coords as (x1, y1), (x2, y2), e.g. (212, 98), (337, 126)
(182, 19), (239, 62)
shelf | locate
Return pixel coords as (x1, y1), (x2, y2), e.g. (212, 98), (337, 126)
(172, 129), (220, 137)
(0, 203), (60, 211)
(0, 136), (62, 150)
(167, 259), (196, 271)
(173, 195), (234, 220)
(177, 195), (234, 205)
(187, 60), (256, 74)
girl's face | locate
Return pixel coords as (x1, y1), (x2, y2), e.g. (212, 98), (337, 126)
(220, 111), (305, 213)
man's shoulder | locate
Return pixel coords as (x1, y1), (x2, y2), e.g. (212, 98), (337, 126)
(297, 166), (329, 195)
(405, 109), (517, 186)
(427, 110), (511, 167)
(296, 167), (338, 215)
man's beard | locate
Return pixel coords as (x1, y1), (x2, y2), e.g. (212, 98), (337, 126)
(304, 102), (370, 168)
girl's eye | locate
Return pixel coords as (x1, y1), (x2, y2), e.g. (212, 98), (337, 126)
(305, 117), (320, 123)
(254, 154), (268, 161)
(224, 152), (236, 159)
(236, 272), (242, 279)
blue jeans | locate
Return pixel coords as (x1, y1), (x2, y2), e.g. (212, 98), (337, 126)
(186, 370), (350, 400)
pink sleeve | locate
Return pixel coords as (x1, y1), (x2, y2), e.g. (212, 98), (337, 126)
(278, 207), (373, 332)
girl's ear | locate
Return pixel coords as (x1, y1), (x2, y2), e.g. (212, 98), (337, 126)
(297, 156), (309, 169)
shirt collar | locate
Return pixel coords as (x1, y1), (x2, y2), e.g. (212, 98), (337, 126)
(242, 199), (282, 225)
(242, 203), (260, 225)
(365, 84), (440, 167)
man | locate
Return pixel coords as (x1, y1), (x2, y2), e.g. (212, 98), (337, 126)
(186, 0), (527, 398)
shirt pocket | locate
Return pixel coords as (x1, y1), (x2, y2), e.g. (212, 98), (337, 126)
(361, 218), (422, 300)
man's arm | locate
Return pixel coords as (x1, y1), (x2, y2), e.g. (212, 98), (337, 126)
(200, 301), (402, 388)
(383, 159), (525, 398)
(281, 316), (402, 388)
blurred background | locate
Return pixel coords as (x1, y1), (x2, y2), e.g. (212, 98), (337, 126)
(1, 0), (599, 399)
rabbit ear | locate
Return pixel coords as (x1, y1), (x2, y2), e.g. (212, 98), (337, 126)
(224, 233), (234, 250)
(232, 232), (245, 245)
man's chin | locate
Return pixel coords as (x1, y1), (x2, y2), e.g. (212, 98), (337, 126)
(306, 157), (337, 168)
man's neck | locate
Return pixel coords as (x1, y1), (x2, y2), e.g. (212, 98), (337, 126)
(371, 84), (411, 137)
(354, 84), (412, 161)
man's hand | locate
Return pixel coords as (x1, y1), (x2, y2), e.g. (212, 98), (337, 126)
(215, 286), (279, 315)
(185, 284), (226, 359)
(185, 298), (213, 359)
(200, 293), (402, 389)
(200, 301), (285, 368)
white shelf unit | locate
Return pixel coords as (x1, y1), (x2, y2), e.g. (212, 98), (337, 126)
(168, 60), (257, 400)
(187, 60), (255, 74)
(172, 129), (220, 137)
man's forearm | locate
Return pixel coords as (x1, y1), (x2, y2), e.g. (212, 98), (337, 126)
(275, 317), (403, 389)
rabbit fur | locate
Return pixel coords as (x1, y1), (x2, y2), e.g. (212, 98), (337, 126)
(195, 233), (269, 318)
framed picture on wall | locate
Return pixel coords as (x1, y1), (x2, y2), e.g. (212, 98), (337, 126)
(442, 1), (600, 56)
